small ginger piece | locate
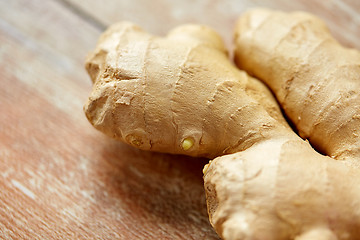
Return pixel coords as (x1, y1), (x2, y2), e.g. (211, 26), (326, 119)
(182, 138), (194, 151)
(234, 8), (360, 167)
(84, 22), (360, 240)
(204, 139), (360, 240)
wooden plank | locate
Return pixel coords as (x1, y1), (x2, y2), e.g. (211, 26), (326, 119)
(0, 0), (218, 239)
(62, 0), (360, 49)
(0, 0), (99, 66)
(1, 0), (360, 239)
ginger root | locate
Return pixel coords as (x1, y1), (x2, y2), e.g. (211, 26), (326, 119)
(84, 22), (290, 158)
(204, 139), (360, 240)
(84, 22), (360, 239)
(234, 9), (360, 167)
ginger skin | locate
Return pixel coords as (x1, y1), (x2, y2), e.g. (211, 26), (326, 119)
(234, 9), (360, 167)
(204, 139), (360, 240)
(84, 22), (290, 158)
(84, 23), (360, 239)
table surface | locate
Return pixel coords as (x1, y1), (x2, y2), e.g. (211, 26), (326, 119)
(1, 0), (359, 239)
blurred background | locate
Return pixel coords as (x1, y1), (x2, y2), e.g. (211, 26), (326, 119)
(0, 0), (359, 239)
(62, 0), (360, 48)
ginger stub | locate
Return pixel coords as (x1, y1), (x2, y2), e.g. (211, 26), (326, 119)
(234, 8), (360, 167)
(204, 139), (360, 240)
(84, 22), (360, 239)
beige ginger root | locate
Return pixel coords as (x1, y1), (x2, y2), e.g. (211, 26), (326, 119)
(204, 138), (360, 240)
(84, 22), (290, 159)
(234, 9), (360, 167)
(84, 23), (360, 239)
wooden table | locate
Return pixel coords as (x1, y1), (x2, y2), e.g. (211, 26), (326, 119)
(1, 0), (359, 239)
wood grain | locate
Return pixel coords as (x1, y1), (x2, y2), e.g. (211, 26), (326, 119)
(0, 0), (218, 239)
(62, 0), (360, 48)
(0, 0), (359, 239)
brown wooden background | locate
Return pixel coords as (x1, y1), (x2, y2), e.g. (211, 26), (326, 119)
(1, 0), (359, 239)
